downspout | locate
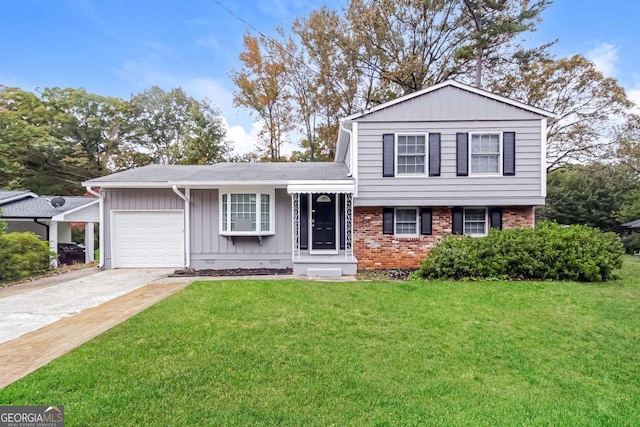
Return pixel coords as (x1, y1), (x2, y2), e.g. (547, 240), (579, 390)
(85, 186), (104, 269)
(33, 218), (50, 240)
(340, 125), (353, 177)
(172, 185), (191, 269)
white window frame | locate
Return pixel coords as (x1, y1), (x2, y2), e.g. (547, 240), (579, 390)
(463, 207), (488, 237)
(469, 132), (502, 176)
(219, 187), (275, 236)
(394, 207), (419, 237)
(395, 133), (428, 177)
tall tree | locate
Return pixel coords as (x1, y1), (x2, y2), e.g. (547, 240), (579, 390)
(459, 0), (551, 88)
(541, 163), (639, 233)
(128, 87), (230, 165)
(489, 55), (633, 170)
(230, 0), (551, 161)
(231, 33), (293, 161)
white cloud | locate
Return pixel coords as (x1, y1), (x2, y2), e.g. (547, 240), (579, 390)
(587, 43), (619, 77)
(225, 119), (262, 155)
(628, 84), (640, 113)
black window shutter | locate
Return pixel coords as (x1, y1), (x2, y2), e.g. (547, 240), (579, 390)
(456, 133), (468, 176)
(300, 194), (308, 249)
(452, 207), (464, 235)
(339, 194), (346, 250)
(383, 208), (394, 234)
(503, 132), (516, 176)
(382, 134), (395, 177)
(428, 133), (441, 177)
(420, 208), (433, 235)
(490, 207), (503, 230)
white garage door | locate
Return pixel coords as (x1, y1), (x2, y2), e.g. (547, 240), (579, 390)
(112, 210), (185, 268)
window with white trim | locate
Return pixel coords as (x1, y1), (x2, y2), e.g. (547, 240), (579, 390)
(470, 133), (501, 174)
(396, 134), (426, 175)
(395, 208), (419, 236)
(220, 191), (274, 235)
(464, 207), (487, 236)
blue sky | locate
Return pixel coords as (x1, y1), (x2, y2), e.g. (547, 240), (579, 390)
(1, 0), (638, 154)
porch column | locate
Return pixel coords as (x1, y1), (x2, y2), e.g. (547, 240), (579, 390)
(345, 192), (354, 260)
(292, 192), (300, 261)
(49, 220), (58, 268)
(85, 222), (95, 263)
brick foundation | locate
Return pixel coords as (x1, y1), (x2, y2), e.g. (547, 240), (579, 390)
(354, 206), (536, 269)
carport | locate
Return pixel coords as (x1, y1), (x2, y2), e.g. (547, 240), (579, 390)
(0, 196), (99, 266)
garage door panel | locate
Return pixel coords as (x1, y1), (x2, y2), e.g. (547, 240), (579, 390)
(112, 211), (185, 268)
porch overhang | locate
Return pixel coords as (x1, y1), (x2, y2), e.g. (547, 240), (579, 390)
(287, 181), (355, 194)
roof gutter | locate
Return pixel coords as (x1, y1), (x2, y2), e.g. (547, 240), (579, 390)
(85, 186), (104, 269)
(172, 185), (191, 269)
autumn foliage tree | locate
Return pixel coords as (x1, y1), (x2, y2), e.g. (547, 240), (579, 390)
(489, 55), (633, 170)
(231, 33), (293, 161)
(231, 0), (552, 161)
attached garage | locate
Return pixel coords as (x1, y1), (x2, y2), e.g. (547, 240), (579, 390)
(111, 210), (185, 268)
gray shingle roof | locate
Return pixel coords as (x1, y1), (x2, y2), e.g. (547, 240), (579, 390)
(0, 196), (97, 218)
(0, 190), (35, 205)
(622, 219), (640, 229)
(84, 162), (352, 184)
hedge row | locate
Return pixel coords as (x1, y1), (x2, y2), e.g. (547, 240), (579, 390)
(412, 222), (624, 282)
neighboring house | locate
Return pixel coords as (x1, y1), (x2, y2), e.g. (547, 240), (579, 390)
(83, 80), (555, 276)
(0, 190), (38, 206)
(0, 192), (99, 265)
(622, 219), (640, 233)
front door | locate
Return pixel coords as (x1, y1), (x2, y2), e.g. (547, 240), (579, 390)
(311, 194), (336, 250)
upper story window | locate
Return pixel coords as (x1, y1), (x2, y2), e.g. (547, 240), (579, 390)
(470, 133), (501, 175)
(464, 207), (487, 236)
(395, 207), (419, 236)
(396, 134), (426, 175)
(220, 190), (274, 235)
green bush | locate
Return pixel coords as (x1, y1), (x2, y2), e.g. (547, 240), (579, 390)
(413, 222), (624, 282)
(0, 232), (53, 282)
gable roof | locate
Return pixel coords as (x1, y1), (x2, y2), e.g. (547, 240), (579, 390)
(83, 162), (353, 188)
(0, 196), (97, 218)
(341, 80), (557, 122)
(0, 190), (38, 206)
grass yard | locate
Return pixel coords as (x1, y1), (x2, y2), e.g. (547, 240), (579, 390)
(2, 258), (640, 426)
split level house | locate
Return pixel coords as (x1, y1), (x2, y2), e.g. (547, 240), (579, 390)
(83, 80), (556, 276)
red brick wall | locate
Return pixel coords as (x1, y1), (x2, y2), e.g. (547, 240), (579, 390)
(354, 206), (535, 269)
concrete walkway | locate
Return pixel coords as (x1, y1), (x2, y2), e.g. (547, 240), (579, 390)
(0, 269), (175, 344)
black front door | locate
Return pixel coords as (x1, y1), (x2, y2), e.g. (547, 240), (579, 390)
(312, 194), (336, 250)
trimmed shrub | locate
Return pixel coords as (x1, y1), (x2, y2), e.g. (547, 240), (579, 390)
(412, 222), (624, 282)
(0, 232), (53, 282)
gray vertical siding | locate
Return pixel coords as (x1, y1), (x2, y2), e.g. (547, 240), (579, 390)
(102, 189), (184, 268)
(190, 188), (292, 269)
(358, 85), (543, 122)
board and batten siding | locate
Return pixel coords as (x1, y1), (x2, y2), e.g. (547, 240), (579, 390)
(355, 119), (544, 206)
(356, 85), (543, 123)
(102, 189), (184, 269)
(190, 188), (292, 269)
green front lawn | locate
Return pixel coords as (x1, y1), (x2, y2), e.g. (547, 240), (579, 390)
(2, 258), (640, 426)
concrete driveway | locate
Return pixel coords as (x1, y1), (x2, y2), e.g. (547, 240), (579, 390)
(0, 268), (174, 344)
